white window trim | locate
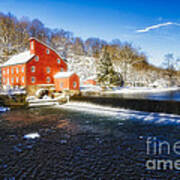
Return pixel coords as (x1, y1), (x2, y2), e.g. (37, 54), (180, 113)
(46, 49), (50, 54)
(11, 68), (14, 74)
(31, 66), (35, 73)
(46, 67), (50, 73)
(22, 67), (24, 73)
(46, 76), (51, 83)
(73, 81), (77, 88)
(16, 77), (19, 83)
(16, 67), (19, 73)
(35, 56), (39, 62)
(11, 77), (14, 83)
(57, 59), (61, 64)
(60, 82), (64, 88)
(31, 77), (35, 83)
(22, 76), (24, 83)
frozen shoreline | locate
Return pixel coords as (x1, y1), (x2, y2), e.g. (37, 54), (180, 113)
(56, 102), (180, 124)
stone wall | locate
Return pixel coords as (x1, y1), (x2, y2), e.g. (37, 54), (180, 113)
(26, 84), (55, 96)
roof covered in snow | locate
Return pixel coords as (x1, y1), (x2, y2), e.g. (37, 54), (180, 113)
(2, 51), (35, 66)
(84, 75), (97, 81)
(54, 72), (75, 78)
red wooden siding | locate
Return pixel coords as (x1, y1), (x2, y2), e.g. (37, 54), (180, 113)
(27, 39), (67, 85)
(1, 64), (26, 86)
(83, 79), (97, 86)
(1, 38), (68, 87)
(54, 74), (80, 91)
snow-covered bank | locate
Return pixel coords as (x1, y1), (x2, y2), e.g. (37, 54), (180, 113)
(56, 102), (180, 124)
(104, 87), (180, 95)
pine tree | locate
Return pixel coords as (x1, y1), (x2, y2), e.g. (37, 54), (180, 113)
(96, 47), (123, 89)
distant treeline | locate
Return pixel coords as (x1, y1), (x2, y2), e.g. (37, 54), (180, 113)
(0, 12), (179, 79)
(0, 12), (146, 62)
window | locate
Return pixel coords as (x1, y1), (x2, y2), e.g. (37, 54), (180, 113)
(31, 66), (35, 73)
(46, 49), (50, 54)
(7, 69), (9, 74)
(46, 67), (50, 73)
(73, 81), (77, 88)
(46, 76), (51, 83)
(57, 59), (61, 64)
(16, 77), (19, 83)
(11, 77), (14, 83)
(31, 77), (35, 83)
(3, 70), (5, 75)
(16, 67), (19, 73)
(35, 56), (39, 62)
(11, 68), (14, 74)
(3, 77), (5, 83)
(60, 68), (64, 72)
(31, 41), (34, 50)
(60, 82), (64, 88)
(22, 76), (24, 83)
(22, 67), (24, 73)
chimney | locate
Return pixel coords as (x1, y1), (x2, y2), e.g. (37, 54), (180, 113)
(29, 37), (36, 54)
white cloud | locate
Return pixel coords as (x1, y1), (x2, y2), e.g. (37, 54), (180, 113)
(136, 22), (180, 33)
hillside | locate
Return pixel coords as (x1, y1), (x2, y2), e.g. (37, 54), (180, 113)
(0, 12), (179, 87)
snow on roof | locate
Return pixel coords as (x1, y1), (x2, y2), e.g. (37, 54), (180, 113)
(2, 51), (35, 66)
(85, 75), (97, 81)
(54, 72), (75, 78)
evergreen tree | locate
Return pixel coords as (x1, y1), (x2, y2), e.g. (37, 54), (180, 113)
(96, 47), (123, 88)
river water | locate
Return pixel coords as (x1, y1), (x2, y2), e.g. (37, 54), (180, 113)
(146, 90), (180, 101)
(0, 104), (180, 179)
(106, 90), (180, 102)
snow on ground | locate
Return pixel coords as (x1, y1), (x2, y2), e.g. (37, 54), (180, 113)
(28, 102), (59, 107)
(0, 90), (26, 95)
(23, 133), (40, 139)
(56, 102), (180, 125)
(80, 85), (102, 92)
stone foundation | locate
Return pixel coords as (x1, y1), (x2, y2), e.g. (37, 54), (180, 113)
(26, 84), (55, 96)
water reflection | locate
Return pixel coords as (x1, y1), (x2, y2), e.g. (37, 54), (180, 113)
(147, 90), (180, 101)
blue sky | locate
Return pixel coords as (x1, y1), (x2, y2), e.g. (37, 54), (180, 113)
(1, 0), (180, 67)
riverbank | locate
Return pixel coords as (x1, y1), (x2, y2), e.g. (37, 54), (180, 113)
(0, 107), (180, 179)
(103, 87), (180, 95)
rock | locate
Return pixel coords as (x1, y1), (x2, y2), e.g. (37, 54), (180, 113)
(26, 96), (36, 101)
(26, 145), (33, 149)
(60, 139), (67, 144)
(24, 132), (40, 139)
(63, 134), (71, 139)
(43, 95), (51, 100)
(13, 146), (22, 153)
(118, 122), (124, 126)
(117, 146), (121, 151)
